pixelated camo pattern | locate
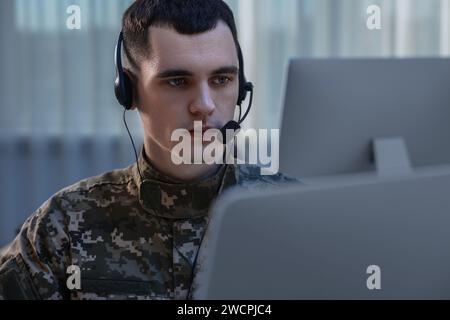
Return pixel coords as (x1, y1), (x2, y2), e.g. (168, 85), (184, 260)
(0, 149), (298, 300)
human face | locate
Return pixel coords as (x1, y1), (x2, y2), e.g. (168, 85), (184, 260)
(134, 21), (240, 181)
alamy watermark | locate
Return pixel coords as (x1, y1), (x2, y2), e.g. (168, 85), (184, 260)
(66, 5), (81, 30)
(367, 5), (382, 30)
(66, 265), (81, 290)
(366, 265), (382, 290)
(171, 121), (279, 176)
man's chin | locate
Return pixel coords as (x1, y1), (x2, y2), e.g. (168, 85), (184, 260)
(170, 163), (223, 182)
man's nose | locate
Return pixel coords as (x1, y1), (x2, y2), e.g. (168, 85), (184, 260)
(189, 83), (216, 116)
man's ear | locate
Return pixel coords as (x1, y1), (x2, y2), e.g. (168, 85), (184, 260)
(123, 68), (139, 110)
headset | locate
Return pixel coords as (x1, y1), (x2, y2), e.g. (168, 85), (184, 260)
(114, 31), (254, 139)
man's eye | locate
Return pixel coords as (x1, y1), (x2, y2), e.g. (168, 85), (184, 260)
(167, 78), (187, 87)
(212, 76), (231, 86)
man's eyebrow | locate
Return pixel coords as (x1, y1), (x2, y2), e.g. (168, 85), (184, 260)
(211, 66), (239, 75)
(155, 69), (194, 79)
(155, 66), (239, 79)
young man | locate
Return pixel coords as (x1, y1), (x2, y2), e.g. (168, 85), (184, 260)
(0, 0), (298, 300)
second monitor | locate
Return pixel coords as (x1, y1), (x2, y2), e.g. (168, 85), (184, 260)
(280, 58), (450, 179)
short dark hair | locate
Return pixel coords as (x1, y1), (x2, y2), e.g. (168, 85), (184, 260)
(122, 0), (240, 72)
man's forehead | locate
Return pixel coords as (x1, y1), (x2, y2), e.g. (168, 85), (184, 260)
(146, 21), (239, 73)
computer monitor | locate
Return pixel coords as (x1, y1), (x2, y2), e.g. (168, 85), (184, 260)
(279, 58), (450, 179)
(192, 166), (450, 299)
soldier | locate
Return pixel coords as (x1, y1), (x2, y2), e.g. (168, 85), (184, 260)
(0, 0), (299, 300)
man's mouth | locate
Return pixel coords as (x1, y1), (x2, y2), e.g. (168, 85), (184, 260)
(189, 126), (215, 134)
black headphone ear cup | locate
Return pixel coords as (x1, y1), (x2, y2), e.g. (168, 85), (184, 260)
(115, 72), (134, 110)
(114, 76), (122, 106)
(122, 72), (134, 110)
(238, 73), (247, 106)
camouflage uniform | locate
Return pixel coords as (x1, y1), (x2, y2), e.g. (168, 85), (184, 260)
(0, 149), (298, 300)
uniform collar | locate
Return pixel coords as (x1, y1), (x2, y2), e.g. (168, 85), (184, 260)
(133, 148), (238, 220)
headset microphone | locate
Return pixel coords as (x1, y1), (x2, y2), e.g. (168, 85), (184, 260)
(219, 82), (254, 144)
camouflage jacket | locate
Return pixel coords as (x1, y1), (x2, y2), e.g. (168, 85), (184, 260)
(0, 150), (298, 300)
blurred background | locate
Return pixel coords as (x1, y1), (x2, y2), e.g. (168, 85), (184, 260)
(1, 0), (450, 246)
